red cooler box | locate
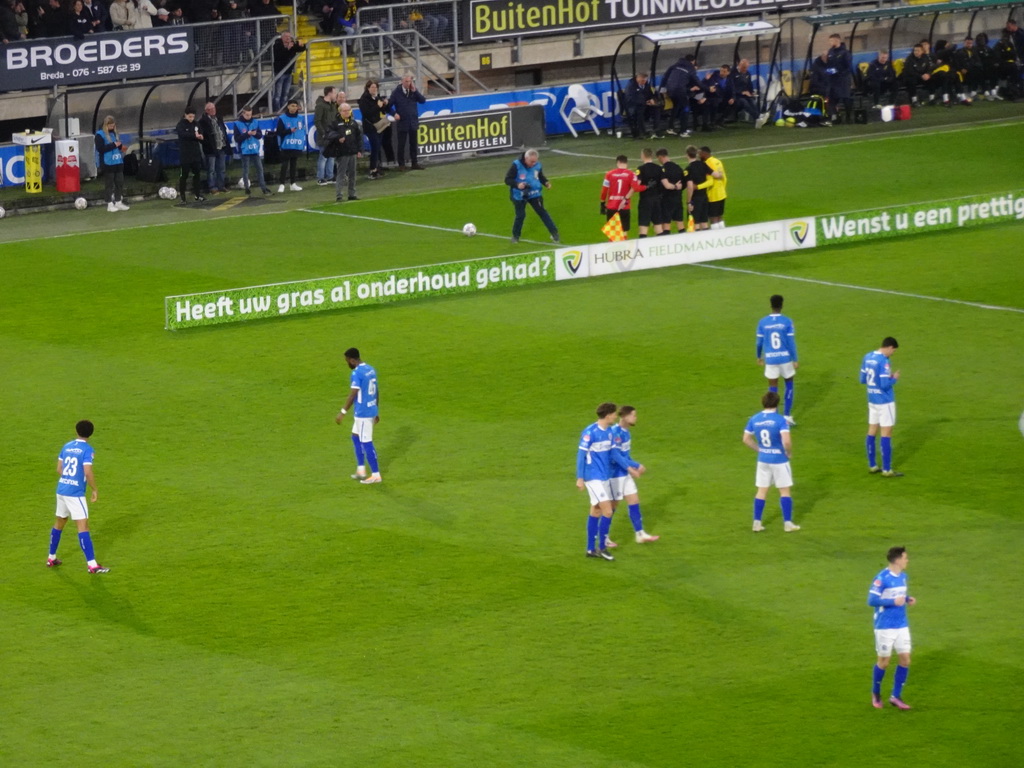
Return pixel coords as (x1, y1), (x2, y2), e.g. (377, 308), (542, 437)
(55, 139), (81, 193)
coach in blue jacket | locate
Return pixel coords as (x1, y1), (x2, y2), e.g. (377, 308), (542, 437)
(390, 73), (427, 171)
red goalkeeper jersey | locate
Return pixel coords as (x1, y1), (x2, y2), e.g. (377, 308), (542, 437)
(600, 168), (643, 211)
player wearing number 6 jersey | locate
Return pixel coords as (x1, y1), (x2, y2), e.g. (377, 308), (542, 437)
(756, 295), (798, 426)
(742, 392), (799, 532)
(860, 337), (902, 477)
(47, 420), (109, 573)
(336, 348), (381, 484)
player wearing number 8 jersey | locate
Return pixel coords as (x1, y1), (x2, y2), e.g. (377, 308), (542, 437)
(336, 347), (382, 484)
(756, 295), (798, 426)
(47, 420), (109, 573)
(860, 336), (902, 477)
(742, 392), (799, 532)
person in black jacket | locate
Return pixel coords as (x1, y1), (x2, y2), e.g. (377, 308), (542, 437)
(621, 73), (661, 139)
(175, 106), (206, 203)
(69, 0), (93, 38)
(866, 51), (898, 108)
(389, 73), (427, 170)
(324, 102), (363, 202)
(199, 102), (231, 193)
(825, 33), (853, 122)
(357, 78), (390, 180)
(901, 43), (936, 105)
(954, 37), (983, 102)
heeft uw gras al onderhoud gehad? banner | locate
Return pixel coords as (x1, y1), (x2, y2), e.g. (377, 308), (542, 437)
(164, 190), (1024, 330)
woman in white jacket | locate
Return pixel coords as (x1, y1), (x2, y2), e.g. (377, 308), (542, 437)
(109, 0), (135, 29)
(133, 0), (158, 28)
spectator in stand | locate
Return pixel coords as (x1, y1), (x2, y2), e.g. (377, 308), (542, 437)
(220, 0), (249, 62)
(168, 5), (187, 24)
(902, 43), (936, 105)
(660, 53), (700, 137)
(95, 115), (129, 213)
(866, 50), (898, 108)
(358, 78), (390, 180)
(249, 0), (280, 44)
(12, 0), (28, 38)
(234, 105), (272, 196)
(276, 99), (307, 192)
(69, 0), (94, 38)
(109, 0), (134, 29)
(272, 33), (306, 112)
(390, 73), (426, 171)
(37, 0), (69, 37)
(825, 33), (853, 123)
(621, 72), (661, 139)
(321, 0), (363, 35)
(955, 37), (984, 103)
(199, 101), (231, 193)
(133, 0), (157, 27)
(153, 6), (168, 24)
(729, 59), (758, 123)
(176, 105), (206, 204)
(1, 0), (24, 41)
(313, 86), (338, 186)
(87, 0), (109, 31)
(399, 1), (448, 43)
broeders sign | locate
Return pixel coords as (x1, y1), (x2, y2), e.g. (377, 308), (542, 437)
(465, 0), (811, 41)
(1, 28), (194, 92)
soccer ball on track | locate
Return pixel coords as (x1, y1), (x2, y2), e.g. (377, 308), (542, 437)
(462, 223), (477, 237)
(74, 197), (88, 210)
(0, 205), (6, 219)
(159, 186), (179, 200)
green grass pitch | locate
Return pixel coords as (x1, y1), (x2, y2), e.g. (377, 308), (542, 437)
(2, 114), (1023, 766)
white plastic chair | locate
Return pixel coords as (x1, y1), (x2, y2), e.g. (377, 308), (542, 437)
(560, 84), (604, 137)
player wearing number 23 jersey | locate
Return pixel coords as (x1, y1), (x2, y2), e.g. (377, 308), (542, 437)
(47, 420), (109, 573)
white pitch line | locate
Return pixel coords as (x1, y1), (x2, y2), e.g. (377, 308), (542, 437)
(690, 262), (1024, 314)
(298, 208), (555, 245)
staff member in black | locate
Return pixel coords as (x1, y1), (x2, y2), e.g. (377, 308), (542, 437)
(655, 147), (685, 234)
(683, 144), (712, 231)
(634, 147), (663, 238)
(175, 105), (205, 204)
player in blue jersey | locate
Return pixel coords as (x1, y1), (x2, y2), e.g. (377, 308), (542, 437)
(756, 295), (799, 426)
(742, 391), (799, 532)
(867, 546), (916, 710)
(577, 402), (634, 561)
(607, 406), (659, 547)
(860, 336), (902, 477)
(47, 420), (109, 573)
(336, 347), (382, 484)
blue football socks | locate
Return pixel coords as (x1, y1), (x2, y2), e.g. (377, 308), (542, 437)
(78, 531), (95, 562)
(784, 379), (794, 416)
(880, 437), (892, 472)
(628, 503), (643, 533)
(866, 435), (877, 468)
(363, 441), (379, 474)
(753, 498), (766, 522)
(49, 527), (62, 558)
(598, 516), (611, 549)
(587, 516), (599, 551)
(351, 434), (364, 466)
(872, 665), (886, 696)
(768, 385), (779, 394)
(893, 664), (908, 698)
(780, 496), (793, 523)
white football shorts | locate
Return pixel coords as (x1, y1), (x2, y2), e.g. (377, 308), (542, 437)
(55, 494), (89, 521)
(609, 474), (638, 501)
(875, 627), (912, 657)
(584, 479), (612, 506)
(868, 402), (896, 428)
(764, 362), (796, 380)
(351, 417), (375, 442)
(755, 461), (793, 489)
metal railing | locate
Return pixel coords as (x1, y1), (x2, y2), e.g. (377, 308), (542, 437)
(190, 15), (288, 73)
(356, 0), (459, 48)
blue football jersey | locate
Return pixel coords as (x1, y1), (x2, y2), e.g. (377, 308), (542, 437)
(868, 568), (909, 629)
(756, 313), (797, 364)
(609, 424), (641, 479)
(860, 351), (896, 404)
(56, 439), (94, 497)
(744, 411), (789, 464)
(577, 422), (615, 482)
(349, 363), (379, 418)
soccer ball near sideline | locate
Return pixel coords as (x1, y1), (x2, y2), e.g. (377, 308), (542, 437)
(462, 223), (477, 237)
(74, 197), (88, 210)
(165, 187), (178, 200)
(0, 205), (6, 219)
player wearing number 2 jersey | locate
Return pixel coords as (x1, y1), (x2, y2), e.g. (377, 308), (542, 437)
(47, 420), (109, 573)
(336, 347), (382, 484)
(742, 392), (799, 532)
(756, 295), (798, 426)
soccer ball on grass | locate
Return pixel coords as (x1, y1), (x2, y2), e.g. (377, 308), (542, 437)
(74, 197), (88, 210)
(462, 223), (477, 237)
(0, 205), (6, 219)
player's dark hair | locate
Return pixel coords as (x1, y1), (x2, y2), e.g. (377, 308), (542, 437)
(762, 392), (780, 409)
(76, 420), (94, 438)
(699, 146), (712, 154)
(615, 154), (628, 164)
(344, 347), (361, 360)
(770, 294), (784, 311)
(656, 148), (668, 158)
(887, 546), (907, 563)
(881, 336), (899, 349)
(618, 405), (635, 417)
(829, 32), (841, 39)
(596, 402), (617, 418)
